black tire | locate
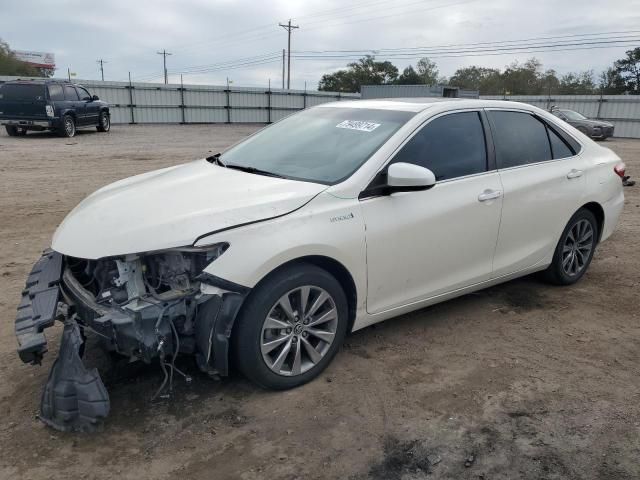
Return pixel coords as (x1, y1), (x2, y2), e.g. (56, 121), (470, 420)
(58, 115), (76, 137)
(233, 263), (349, 390)
(17, 127), (27, 136)
(5, 125), (19, 136)
(542, 209), (598, 285)
(96, 111), (110, 132)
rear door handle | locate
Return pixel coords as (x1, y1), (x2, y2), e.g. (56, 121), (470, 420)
(478, 189), (502, 202)
(566, 169), (583, 179)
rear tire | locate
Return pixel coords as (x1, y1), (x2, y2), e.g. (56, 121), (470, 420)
(233, 263), (348, 390)
(96, 111), (110, 132)
(5, 125), (19, 136)
(58, 115), (76, 137)
(542, 209), (598, 285)
(17, 127), (27, 136)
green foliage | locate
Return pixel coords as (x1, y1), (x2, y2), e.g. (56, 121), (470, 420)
(319, 55), (398, 93)
(613, 47), (640, 94)
(0, 38), (47, 77)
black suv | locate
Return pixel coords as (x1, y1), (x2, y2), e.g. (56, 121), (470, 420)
(0, 80), (110, 137)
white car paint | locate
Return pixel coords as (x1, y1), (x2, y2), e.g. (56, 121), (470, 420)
(52, 98), (624, 332)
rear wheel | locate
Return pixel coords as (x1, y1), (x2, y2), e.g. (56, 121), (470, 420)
(542, 209), (598, 285)
(233, 264), (348, 390)
(58, 115), (76, 137)
(17, 127), (27, 136)
(96, 111), (110, 132)
(5, 125), (19, 136)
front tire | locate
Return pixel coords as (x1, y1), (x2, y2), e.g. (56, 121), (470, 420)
(96, 111), (110, 132)
(233, 264), (349, 390)
(542, 209), (598, 285)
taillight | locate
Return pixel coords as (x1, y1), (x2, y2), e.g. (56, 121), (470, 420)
(614, 162), (626, 179)
(45, 105), (54, 118)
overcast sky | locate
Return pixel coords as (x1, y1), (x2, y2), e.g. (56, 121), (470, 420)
(2, 0), (640, 89)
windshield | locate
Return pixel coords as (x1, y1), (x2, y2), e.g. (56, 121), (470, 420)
(0, 83), (46, 101)
(560, 109), (587, 121)
(220, 106), (415, 184)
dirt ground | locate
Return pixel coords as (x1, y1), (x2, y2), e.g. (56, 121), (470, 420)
(0, 124), (638, 480)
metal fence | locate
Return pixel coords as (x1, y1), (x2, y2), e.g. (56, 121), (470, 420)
(0, 76), (359, 124)
(480, 94), (640, 139)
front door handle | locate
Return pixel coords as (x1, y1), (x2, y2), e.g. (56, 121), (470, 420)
(478, 189), (502, 202)
(566, 169), (583, 179)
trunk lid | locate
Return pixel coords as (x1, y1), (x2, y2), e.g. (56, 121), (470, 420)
(0, 83), (48, 119)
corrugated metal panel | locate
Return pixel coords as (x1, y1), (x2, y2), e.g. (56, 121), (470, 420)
(361, 84), (479, 99)
(185, 107), (227, 123)
(231, 108), (269, 123)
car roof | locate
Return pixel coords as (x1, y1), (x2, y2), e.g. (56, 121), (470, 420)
(316, 97), (536, 113)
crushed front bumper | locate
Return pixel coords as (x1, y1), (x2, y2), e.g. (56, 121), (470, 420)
(15, 250), (247, 431)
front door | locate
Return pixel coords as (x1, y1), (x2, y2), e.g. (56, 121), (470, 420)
(361, 110), (503, 314)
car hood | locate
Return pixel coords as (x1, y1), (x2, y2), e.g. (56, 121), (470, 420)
(52, 159), (326, 259)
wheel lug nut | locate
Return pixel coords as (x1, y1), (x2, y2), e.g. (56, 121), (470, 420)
(286, 328), (292, 334)
(303, 319), (309, 325)
(302, 331), (308, 338)
(292, 337), (298, 343)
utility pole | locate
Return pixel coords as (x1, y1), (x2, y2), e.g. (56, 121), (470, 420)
(97, 59), (107, 81)
(157, 49), (172, 84)
(279, 19), (299, 90)
(281, 49), (285, 89)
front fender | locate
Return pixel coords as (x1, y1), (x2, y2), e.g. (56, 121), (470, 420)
(197, 192), (367, 307)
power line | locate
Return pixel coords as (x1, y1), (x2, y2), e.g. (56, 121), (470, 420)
(157, 49), (173, 84)
(279, 19), (299, 89)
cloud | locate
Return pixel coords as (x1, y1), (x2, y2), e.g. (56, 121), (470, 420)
(2, 0), (640, 88)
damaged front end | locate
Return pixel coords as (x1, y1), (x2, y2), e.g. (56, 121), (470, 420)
(15, 245), (247, 432)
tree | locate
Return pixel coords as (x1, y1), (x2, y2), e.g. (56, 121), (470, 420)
(415, 57), (439, 85)
(449, 66), (503, 94)
(559, 70), (596, 95)
(599, 68), (626, 94)
(501, 58), (544, 95)
(0, 38), (43, 77)
(396, 65), (422, 85)
(613, 47), (640, 94)
(318, 55), (398, 93)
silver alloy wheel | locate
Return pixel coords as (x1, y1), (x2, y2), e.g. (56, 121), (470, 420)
(260, 286), (338, 376)
(562, 219), (594, 276)
(64, 116), (75, 136)
(102, 113), (110, 130)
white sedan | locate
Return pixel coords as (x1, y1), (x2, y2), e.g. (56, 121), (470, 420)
(16, 98), (625, 431)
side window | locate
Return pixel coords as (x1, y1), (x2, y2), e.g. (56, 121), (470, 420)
(547, 126), (574, 159)
(77, 87), (91, 100)
(392, 111), (487, 181)
(63, 85), (79, 101)
(488, 111), (552, 168)
(48, 84), (64, 101)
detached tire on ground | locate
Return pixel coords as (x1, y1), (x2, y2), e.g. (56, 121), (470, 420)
(543, 208), (598, 285)
(97, 111), (110, 132)
(233, 263), (349, 390)
(58, 114), (76, 137)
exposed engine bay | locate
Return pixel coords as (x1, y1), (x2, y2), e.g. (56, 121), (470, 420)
(15, 246), (247, 432)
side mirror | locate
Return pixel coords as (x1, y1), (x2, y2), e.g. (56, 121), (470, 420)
(92, 95), (99, 101)
(387, 162), (436, 192)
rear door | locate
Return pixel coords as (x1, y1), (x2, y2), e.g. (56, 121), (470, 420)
(0, 83), (47, 120)
(63, 84), (85, 124)
(487, 109), (588, 277)
(362, 110), (503, 313)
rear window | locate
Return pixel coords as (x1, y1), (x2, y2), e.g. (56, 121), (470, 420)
(48, 84), (64, 101)
(0, 83), (46, 101)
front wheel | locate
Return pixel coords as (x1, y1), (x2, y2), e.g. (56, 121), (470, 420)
(96, 111), (110, 132)
(542, 209), (598, 285)
(233, 264), (348, 390)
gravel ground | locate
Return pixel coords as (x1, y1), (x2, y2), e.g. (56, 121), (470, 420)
(0, 124), (639, 480)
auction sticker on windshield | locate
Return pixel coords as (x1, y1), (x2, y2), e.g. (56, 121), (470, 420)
(336, 120), (381, 132)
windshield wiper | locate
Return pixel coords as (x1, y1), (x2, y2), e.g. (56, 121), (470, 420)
(206, 152), (226, 167)
(225, 164), (286, 179)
